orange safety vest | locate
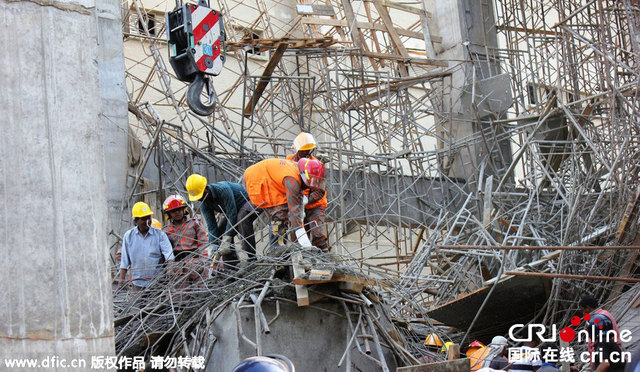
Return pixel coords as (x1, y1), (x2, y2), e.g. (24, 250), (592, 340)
(244, 158), (302, 208)
(286, 154), (328, 209)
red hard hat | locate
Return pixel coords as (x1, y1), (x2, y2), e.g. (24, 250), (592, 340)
(298, 157), (326, 189)
(163, 194), (187, 212)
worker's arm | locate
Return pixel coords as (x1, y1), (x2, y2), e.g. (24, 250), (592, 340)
(194, 218), (208, 248)
(307, 188), (325, 204)
(283, 176), (304, 230)
(162, 226), (176, 247)
(200, 186), (221, 243)
(158, 230), (175, 262)
(595, 361), (610, 372)
(218, 183), (239, 237)
(118, 233), (131, 284)
(283, 176), (314, 248)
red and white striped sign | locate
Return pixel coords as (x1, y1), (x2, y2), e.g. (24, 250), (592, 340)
(189, 4), (223, 75)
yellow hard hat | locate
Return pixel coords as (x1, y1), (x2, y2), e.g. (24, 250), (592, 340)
(424, 333), (443, 347)
(293, 132), (317, 152)
(132, 202), (153, 218)
(441, 341), (454, 354)
(151, 218), (162, 229)
(186, 174), (207, 201)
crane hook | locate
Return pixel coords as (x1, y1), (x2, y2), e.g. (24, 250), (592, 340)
(186, 74), (216, 116)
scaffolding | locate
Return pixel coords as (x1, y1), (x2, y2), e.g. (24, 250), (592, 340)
(115, 0), (640, 360)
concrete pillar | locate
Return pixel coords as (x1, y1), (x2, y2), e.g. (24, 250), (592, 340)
(0, 0), (119, 367)
(426, 0), (513, 181)
(98, 0), (130, 242)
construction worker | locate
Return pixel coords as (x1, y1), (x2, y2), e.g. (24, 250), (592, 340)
(244, 158), (328, 251)
(118, 202), (174, 289)
(579, 294), (622, 354)
(186, 174), (258, 266)
(116, 219), (162, 261)
(586, 314), (626, 372)
(487, 336), (509, 370)
(162, 194), (207, 261)
(286, 132), (328, 251)
(467, 341), (489, 371)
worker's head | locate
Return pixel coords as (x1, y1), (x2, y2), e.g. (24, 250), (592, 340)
(490, 336), (509, 354)
(586, 313), (614, 341)
(232, 354), (295, 372)
(298, 158), (326, 190)
(163, 194), (188, 222)
(466, 340), (485, 357)
(440, 341), (454, 355)
(292, 132), (317, 158)
(186, 174), (208, 201)
(579, 294), (598, 313)
(132, 202), (153, 232)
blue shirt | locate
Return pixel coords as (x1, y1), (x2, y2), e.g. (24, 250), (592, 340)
(201, 182), (249, 242)
(120, 226), (174, 287)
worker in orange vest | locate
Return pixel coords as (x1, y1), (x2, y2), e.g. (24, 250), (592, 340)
(286, 133), (329, 251)
(244, 157), (328, 251)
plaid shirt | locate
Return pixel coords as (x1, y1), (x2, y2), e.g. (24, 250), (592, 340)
(163, 218), (208, 253)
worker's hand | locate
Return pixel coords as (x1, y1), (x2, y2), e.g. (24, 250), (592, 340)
(302, 195), (309, 206)
(295, 228), (313, 248)
(217, 236), (234, 255)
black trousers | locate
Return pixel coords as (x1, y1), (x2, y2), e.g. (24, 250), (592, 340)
(217, 201), (261, 264)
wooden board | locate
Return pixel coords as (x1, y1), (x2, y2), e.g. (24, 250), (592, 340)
(291, 252), (310, 306)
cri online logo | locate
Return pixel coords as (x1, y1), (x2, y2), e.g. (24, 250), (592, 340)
(509, 313), (633, 343)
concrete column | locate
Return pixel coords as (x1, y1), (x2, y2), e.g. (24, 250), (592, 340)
(0, 0), (118, 368)
(98, 0), (130, 242)
(426, 0), (513, 181)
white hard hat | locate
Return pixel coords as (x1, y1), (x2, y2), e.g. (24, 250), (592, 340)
(292, 132), (317, 152)
(490, 336), (508, 346)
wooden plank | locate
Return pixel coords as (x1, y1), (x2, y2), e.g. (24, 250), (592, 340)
(341, 0), (364, 50)
(300, 18), (442, 43)
(296, 3), (335, 16)
(377, 16), (408, 57)
(497, 25), (556, 36)
(419, 0), (436, 58)
(291, 252), (310, 306)
(243, 42), (288, 117)
(362, 51), (448, 67)
(308, 269), (333, 281)
(447, 344), (460, 360)
(397, 358), (470, 372)
(505, 271), (640, 283)
(362, 0), (430, 16)
(373, 1), (409, 78)
(302, 17), (346, 27)
(293, 273), (392, 288)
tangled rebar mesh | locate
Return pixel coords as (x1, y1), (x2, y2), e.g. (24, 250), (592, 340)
(113, 244), (452, 368)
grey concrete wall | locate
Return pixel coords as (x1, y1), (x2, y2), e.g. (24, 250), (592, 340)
(425, 0), (513, 181)
(0, 0), (116, 368)
(98, 0), (130, 239)
(207, 300), (399, 371)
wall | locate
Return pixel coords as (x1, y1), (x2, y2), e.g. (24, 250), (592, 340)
(0, 0), (121, 367)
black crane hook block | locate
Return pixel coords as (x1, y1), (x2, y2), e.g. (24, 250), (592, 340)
(166, 0), (226, 116)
